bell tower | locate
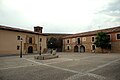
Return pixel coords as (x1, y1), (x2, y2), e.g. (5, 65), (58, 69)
(34, 26), (43, 33)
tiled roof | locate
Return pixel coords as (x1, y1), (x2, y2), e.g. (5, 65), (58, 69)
(0, 25), (47, 35)
(63, 26), (120, 38)
(44, 33), (72, 36)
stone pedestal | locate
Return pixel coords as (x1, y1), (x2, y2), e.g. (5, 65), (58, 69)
(34, 54), (59, 60)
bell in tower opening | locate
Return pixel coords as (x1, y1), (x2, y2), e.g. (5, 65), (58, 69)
(34, 26), (43, 33)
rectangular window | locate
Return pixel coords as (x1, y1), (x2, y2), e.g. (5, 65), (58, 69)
(17, 46), (20, 50)
(107, 35), (111, 40)
(117, 34), (120, 39)
(92, 37), (95, 42)
(67, 40), (69, 43)
(40, 38), (42, 42)
(29, 37), (32, 44)
(17, 36), (20, 40)
(78, 38), (80, 44)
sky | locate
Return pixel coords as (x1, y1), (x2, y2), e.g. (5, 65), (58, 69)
(0, 0), (120, 33)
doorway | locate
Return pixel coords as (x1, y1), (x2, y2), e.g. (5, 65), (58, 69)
(74, 46), (78, 52)
(28, 46), (33, 53)
(80, 45), (85, 53)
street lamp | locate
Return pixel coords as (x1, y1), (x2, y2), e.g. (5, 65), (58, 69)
(50, 43), (53, 54)
(20, 38), (23, 58)
(39, 43), (41, 55)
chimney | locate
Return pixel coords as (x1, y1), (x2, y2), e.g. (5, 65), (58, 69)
(34, 26), (43, 33)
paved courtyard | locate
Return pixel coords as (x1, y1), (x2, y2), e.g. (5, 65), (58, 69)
(0, 52), (120, 80)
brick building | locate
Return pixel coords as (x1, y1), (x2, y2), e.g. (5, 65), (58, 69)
(63, 26), (120, 53)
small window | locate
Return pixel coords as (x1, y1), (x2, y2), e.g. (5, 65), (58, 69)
(29, 37), (32, 44)
(92, 37), (94, 42)
(67, 46), (69, 50)
(17, 36), (20, 40)
(107, 35), (111, 40)
(40, 38), (42, 42)
(117, 34), (120, 39)
(78, 38), (80, 44)
(17, 46), (20, 50)
(67, 40), (69, 43)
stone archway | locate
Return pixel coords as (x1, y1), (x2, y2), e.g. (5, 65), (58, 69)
(91, 45), (95, 53)
(74, 46), (78, 52)
(28, 46), (33, 53)
(80, 45), (85, 53)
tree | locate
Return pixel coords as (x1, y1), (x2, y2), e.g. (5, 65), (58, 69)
(47, 37), (63, 52)
(56, 38), (63, 52)
(47, 37), (57, 49)
(94, 32), (110, 53)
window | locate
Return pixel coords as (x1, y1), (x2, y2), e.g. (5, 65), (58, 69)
(117, 34), (120, 39)
(17, 36), (20, 40)
(107, 35), (111, 40)
(29, 37), (32, 44)
(67, 46), (70, 50)
(67, 40), (69, 43)
(92, 45), (95, 50)
(17, 46), (20, 50)
(40, 38), (42, 42)
(78, 38), (80, 44)
(92, 37), (95, 42)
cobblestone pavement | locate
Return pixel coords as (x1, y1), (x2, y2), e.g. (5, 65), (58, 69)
(0, 53), (120, 80)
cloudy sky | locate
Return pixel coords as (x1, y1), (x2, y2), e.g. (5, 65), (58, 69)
(0, 0), (120, 33)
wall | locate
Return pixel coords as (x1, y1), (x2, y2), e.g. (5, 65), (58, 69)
(0, 29), (47, 55)
(110, 32), (120, 53)
(63, 32), (120, 53)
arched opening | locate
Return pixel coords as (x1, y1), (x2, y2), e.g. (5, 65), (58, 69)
(92, 45), (95, 53)
(92, 45), (95, 50)
(28, 46), (33, 53)
(74, 46), (78, 52)
(80, 45), (85, 53)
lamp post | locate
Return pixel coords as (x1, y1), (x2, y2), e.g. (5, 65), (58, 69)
(50, 43), (53, 54)
(39, 43), (41, 55)
(20, 38), (23, 58)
